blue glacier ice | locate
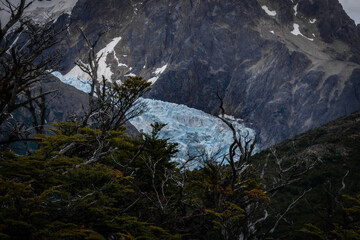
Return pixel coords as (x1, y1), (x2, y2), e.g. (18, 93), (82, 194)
(52, 71), (91, 93)
(130, 99), (258, 165)
(52, 71), (258, 165)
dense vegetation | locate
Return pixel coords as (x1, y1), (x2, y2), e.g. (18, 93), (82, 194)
(1, 105), (360, 239)
(1, 1), (360, 239)
(251, 111), (360, 239)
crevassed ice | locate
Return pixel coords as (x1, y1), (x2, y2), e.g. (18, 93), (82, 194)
(53, 71), (258, 166)
(130, 99), (258, 164)
(261, 5), (277, 16)
(52, 71), (91, 93)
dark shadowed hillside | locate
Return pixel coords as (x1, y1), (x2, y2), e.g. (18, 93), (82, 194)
(251, 109), (360, 239)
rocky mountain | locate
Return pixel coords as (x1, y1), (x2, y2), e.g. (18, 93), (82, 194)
(38, 76), (138, 136)
(44, 0), (360, 148)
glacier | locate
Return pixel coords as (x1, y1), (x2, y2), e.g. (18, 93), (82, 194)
(52, 71), (258, 165)
(52, 71), (91, 93)
(130, 98), (258, 165)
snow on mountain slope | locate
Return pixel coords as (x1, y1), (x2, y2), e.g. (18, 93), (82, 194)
(52, 71), (258, 164)
(0, 0), (78, 25)
(65, 36), (123, 82)
(96, 37), (122, 81)
(148, 64), (168, 84)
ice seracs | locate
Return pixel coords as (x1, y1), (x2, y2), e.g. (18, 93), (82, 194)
(261, 5), (277, 16)
(52, 71), (91, 93)
(130, 99), (258, 164)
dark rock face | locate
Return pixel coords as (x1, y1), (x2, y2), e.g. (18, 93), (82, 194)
(14, 76), (138, 137)
(56, 0), (360, 148)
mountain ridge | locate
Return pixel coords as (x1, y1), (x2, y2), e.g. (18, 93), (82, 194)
(47, 0), (360, 148)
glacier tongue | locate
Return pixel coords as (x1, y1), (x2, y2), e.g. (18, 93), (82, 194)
(129, 99), (258, 164)
(52, 71), (258, 165)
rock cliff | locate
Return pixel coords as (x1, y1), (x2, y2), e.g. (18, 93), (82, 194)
(54, 0), (360, 147)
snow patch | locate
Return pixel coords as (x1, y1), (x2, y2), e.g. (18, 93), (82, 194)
(148, 77), (159, 84)
(96, 37), (122, 80)
(154, 64), (168, 75)
(65, 65), (89, 81)
(270, 30), (275, 34)
(113, 52), (120, 65)
(293, 3), (298, 16)
(309, 19), (317, 24)
(125, 73), (136, 77)
(1, 0), (79, 25)
(148, 64), (168, 84)
(261, 5), (277, 16)
(65, 36), (122, 82)
(290, 23), (314, 41)
(97, 37), (122, 59)
(113, 51), (129, 68)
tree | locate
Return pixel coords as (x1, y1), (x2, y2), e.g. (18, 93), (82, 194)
(74, 27), (151, 132)
(0, 0), (65, 148)
(0, 122), (181, 239)
(300, 171), (360, 240)
(174, 94), (317, 240)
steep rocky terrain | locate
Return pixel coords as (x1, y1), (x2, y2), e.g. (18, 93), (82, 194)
(251, 109), (360, 239)
(53, 0), (360, 148)
(17, 76), (138, 136)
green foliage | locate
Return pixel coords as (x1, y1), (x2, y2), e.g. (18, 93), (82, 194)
(250, 111), (360, 239)
(206, 201), (245, 238)
(1, 92), (359, 240)
(301, 193), (360, 240)
(299, 224), (327, 240)
(0, 121), (180, 239)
